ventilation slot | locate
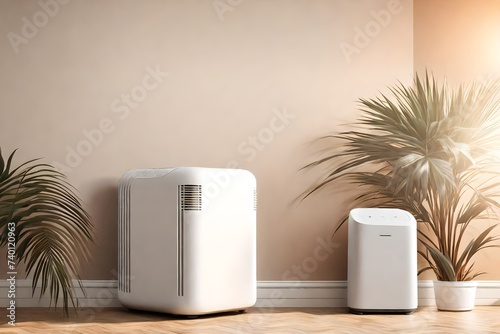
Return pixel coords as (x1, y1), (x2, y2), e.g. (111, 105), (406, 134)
(177, 184), (202, 296)
(179, 185), (202, 211)
(119, 181), (132, 293)
(254, 189), (257, 211)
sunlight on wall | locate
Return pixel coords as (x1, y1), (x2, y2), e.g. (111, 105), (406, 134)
(415, 0), (500, 83)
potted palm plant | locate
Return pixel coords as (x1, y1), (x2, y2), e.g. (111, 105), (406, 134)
(0, 148), (93, 315)
(301, 73), (500, 311)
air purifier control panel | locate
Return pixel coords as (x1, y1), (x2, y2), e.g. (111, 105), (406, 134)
(349, 208), (414, 226)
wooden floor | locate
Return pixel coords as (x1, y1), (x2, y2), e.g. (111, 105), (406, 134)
(2, 306), (499, 333)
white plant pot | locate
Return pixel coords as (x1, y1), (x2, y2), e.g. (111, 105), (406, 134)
(433, 280), (477, 311)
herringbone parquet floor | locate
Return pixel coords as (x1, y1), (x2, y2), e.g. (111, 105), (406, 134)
(1, 307), (499, 334)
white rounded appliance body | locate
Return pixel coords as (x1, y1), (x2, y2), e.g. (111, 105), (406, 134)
(118, 167), (257, 315)
(347, 208), (417, 314)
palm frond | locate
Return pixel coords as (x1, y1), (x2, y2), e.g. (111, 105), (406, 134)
(0, 148), (93, 315)
(301, 72), (500, 281)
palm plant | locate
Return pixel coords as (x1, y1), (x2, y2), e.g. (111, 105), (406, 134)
(302, 73), (500, 281)
(0, 148), (93, 315)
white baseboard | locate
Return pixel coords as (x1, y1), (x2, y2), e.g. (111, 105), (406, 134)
(0, 279), (121, 308)
(256, 280), (500, 307)
(1, 280), (499, 308)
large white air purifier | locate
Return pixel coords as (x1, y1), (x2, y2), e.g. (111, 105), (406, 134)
(118, 167), (257, 315)
(347, 208), (417, 314)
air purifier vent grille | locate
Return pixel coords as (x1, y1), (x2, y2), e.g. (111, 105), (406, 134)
(118, 180), (131, 293)
(179, 184), (202, 211)
(254, 189), (257, 211)
(176, 184), (201, 296)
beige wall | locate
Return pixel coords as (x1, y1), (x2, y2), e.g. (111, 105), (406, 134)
(414, 0), (500, 279)
(414, 0), (500, 82)
(0, 0), (413, 280)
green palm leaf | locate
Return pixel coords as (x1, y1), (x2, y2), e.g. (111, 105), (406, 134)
(0, 148), (93, 315)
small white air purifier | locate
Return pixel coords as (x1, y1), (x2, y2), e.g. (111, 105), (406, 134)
(347, 208), (417, 314)
(118, 167), (257, 315)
